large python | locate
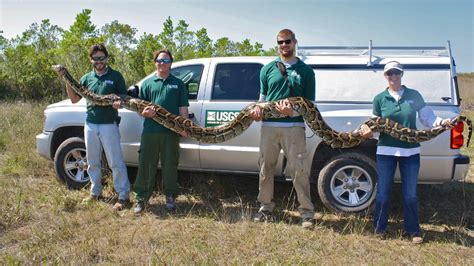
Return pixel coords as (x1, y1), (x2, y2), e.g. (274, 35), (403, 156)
(53, 65), (472, 148)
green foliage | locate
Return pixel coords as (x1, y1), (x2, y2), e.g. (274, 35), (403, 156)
(0, 11), (275, 101)
(129, 33), (162, 80)
(57, 9), (103, 79)
(157, 16), (176, 53)
(101, 20), (137, 50)
(0, 133), (7, 151)
(174, 20), (195, 61)
(0, 34), (7, 50)
(4, 19), (64, 101)
(101, 20), (139, 84)
(213, 37), (237, 56)
(195, 28), (212, 58)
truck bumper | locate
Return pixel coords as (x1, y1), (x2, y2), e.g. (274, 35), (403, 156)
(452, 155), (470, 181)
(36, 132), (52, 160)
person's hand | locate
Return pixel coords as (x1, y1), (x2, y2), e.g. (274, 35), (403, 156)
(57, 68), (66, 78)
(141, 106), (156, 118)
(359, 124), (373, 139)
(112, 100), (122, 109)
(179, 131), (189, 138)
(441, 118), (452, 126)
(275, 99), (293, 117)
(250, 105), (263, 121)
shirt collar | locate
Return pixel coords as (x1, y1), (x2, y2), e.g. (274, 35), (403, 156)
(154, 72), (171, 81)
(276, 57), (300, 68)
(94, 66), (109, 77)
(384, 85), (407, 100)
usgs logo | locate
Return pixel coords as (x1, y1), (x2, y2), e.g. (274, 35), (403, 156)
(205, 110), (240, 126)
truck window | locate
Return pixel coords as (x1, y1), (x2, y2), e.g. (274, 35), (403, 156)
(211, 63), (263, 101)
(171, 64), (204, 100)
(314, 68), (453, 104)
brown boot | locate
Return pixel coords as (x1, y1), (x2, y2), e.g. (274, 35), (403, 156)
(113, 199), (131, 211)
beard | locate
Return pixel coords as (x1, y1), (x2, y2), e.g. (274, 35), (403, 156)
(93, 62), (106, 72)
(278, 46), (295, 58)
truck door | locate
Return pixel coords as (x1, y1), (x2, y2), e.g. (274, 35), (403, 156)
(171, 63), (207, 169)
(199, 60), (266, 172)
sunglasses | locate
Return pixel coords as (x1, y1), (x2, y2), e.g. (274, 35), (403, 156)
(385, 69), (403, 76)
(91, 55), (107, 62)
(277, 39), (292, 45)
(155, 58), (173, 64)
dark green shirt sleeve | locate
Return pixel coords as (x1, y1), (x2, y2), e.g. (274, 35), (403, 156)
(413, 90), (426, 111)
(139, 80), (150, 101)
(115, 72), (127, 94)
(178, 80), (190, 107)
(304, 68), (316, 101)
(259, 66), (268, 96)
(79, 75), (87, 87)
(373, 96), (381, 116)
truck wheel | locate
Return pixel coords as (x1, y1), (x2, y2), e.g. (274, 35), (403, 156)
(54, 137), (112, 190)
(54, 137), (90, 189)
(317, 152), (377, 213)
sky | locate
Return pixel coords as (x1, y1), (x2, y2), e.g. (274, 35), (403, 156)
(1, 0), (473, 72)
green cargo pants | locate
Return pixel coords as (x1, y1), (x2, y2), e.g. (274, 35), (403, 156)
(133, 132), (180, 202)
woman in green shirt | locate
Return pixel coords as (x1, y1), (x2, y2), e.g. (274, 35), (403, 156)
(361, 61), (451, 244)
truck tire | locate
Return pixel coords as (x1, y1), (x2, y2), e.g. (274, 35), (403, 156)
(54, 137), (112, 190)
(54, 137), (92, 189)
(317, 152), (377, 213)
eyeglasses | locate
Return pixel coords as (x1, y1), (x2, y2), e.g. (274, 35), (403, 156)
(385, 69), (403, 76)
(277, 39), (292, 45)
(155, 58), (173, 64)
(91, 55), (107, 62)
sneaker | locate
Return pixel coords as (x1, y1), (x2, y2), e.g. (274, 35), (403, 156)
(253, 210), (273, 222)
(302, 217), (316, 229)
(82, 195), (99, 204)
(402, 231), (423, 244)
(112, 199), (131, 211)
(165, 196), (176, 212)
(133, 201), (146, 214)
(412, 235), (423, 244)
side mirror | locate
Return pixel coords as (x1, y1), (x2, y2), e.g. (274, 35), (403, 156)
(127, 85), (139, 98)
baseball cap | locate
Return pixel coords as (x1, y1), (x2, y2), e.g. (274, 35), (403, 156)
(383, 61), (404, 73)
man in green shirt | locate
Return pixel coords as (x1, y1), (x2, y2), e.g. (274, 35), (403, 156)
(133, 49), (189, 214)
(251, 29), (316, 229)
(63, 44), (130, 211)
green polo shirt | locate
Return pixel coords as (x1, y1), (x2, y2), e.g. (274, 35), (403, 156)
(139, 73), (189, 133)
(80, 67), (126, 124)
(373, 86), (426, 148)
(260, 57), (315, 123)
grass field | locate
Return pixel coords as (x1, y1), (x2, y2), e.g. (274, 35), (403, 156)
(0, 75), (473, 263)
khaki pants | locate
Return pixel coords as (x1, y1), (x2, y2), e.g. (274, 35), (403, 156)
(258, 126), (314, 219)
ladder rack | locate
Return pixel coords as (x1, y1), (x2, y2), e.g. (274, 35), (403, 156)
(297, 40), (452, 66)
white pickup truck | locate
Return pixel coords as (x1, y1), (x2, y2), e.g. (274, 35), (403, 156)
(36, 43), (470, 213)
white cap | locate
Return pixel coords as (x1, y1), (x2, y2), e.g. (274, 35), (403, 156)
(383, 61), (404, 73)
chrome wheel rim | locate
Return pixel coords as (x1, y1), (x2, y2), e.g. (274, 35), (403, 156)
(63, 147), (89, 183)
(330, 165), (373, 207)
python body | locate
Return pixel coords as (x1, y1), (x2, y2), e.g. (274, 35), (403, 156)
(53, 65), (472, 148)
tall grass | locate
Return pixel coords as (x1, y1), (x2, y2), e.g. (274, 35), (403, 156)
(459, 73), (474, 108)
(0, 102), (53, 233)
(0, 102), (52, 176)
(1, 73), (474, 264)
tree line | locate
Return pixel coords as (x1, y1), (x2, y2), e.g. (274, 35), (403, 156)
(0, 9), (276, 102)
